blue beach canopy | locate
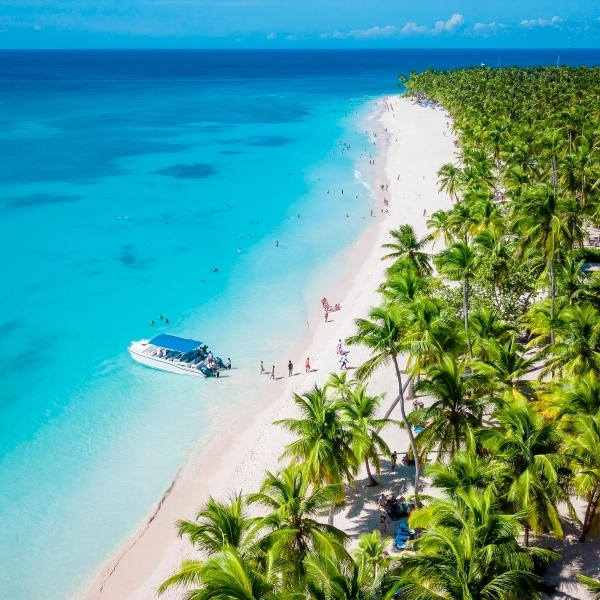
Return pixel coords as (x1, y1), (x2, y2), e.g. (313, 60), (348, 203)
(149, 334), (202, 353)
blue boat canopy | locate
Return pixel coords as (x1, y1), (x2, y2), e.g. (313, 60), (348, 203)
(149, 334), (202, 353)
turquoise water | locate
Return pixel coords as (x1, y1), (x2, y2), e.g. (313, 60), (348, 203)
(1, 50), (599, 599)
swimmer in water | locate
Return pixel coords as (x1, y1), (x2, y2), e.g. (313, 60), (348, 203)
(165, 318), (169, 323)
(160, 315), (164, 320)
(150, 320), (154, 325)
(275, 240), (279, 247)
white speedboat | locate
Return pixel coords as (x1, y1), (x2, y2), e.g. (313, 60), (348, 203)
(128, 334), (229, 377)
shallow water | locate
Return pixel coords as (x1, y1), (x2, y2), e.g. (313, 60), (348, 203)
(1, 49), (599, 599)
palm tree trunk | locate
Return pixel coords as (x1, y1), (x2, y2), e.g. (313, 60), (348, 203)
(328, 503), (335, 526)
(524, 524), (530, 548)
(549, 261), (555, 344)
(391, 355), (420, 497)
(384, 374), (412, 419)
(580, 484), (600, 542)
(463, 276), (472, 358)
(365, 458), (378, 487)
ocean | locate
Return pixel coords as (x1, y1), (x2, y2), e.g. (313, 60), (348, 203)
(1, 49), (599, 599)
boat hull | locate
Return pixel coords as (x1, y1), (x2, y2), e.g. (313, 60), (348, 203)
(128, 342), (207, 377)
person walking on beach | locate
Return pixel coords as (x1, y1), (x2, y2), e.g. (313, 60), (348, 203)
(379, 513), (387, 533)
(325, 309), (328, 322)
(270, 365), (275, 380)
(260, 360), (265, 374)
(305, 357), (310, 373)
(288, 360), (293, 377)
(390, 451), (398, 471)
(340, 354), (349, 370)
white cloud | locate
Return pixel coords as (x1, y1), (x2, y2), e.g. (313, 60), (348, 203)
(320, 14), (465, 40)
(286, 34), (298, 41)
(520, 16), (563, 28)
(401, 13), (464, 36)
(266, 32), (276, 40)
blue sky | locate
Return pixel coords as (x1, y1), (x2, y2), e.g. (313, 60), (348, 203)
(1, 0), (599, 48)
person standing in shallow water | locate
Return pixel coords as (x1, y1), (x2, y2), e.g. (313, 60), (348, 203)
(288, 360), (293, 376)
(260, 361), (265, 374)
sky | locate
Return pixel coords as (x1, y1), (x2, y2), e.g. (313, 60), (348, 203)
(0, 0), (599, 48)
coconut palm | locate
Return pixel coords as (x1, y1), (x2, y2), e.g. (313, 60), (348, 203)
(435, 240), (477, 356)
(539, 302), (600, 378)
(381, 224), (432, 276)
(159, 545), (293, 600)
(346, 305), (420, 494)
(437, 162), (464, 202)
(378, 262), (429, 304)
(341, 385), (391, 486)
(176, 494), (256, 557)
(477, 402), (570, 546)
(275, 385), (357, 524)
(412, 353), (490, 460)
(397, 489), (556, 600)
(247, 467), (347, 582)
(352, 531), (391, 578)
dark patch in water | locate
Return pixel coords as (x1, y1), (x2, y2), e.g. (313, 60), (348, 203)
(246, 135), (292, 147)
(220, 150), (245, 155)
(156, 163), (217, 179)
(118, 244), (154, 269)
(0, 320), (25, 338)
(4, 194), (83, 209)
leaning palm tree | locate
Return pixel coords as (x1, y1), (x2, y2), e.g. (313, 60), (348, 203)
(435, 240), (477, 357)
(477, 402), (570, 546)
(398, 488), (555, 600)
(346, 305), (420, 494)
(437, 162), (464, 202)
(381, 224), (432, 276)
(247, 467), (347, 583)
(342, 385), (391, 486)
(275, 385), (357, 524)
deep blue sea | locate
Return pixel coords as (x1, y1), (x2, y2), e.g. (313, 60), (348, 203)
(1, 49), (599, 599)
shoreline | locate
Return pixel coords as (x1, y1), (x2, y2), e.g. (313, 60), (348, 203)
(80, 96), (455, 600)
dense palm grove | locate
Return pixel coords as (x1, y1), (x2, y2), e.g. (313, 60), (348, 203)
(161, 66), (600, 599)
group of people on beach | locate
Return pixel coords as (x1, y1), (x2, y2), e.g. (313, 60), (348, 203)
(322, 297), (341, 322)
(261, 357), (311, 380)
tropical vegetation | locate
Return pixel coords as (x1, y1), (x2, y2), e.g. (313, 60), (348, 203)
(161, 65), (600, 599)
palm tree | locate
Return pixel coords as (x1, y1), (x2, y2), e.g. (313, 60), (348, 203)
(437, 162), (464, 202)
(381, 224), (432, 276)
(512, 182), (575, 342)
(413, 353), (490, 460)
(539, 302), (600, 378)
(472, 338), (537, 402)
(427, 209), (455, 250)
(425, 450), (502, 498)
(176, 494), (256, 557)
(342, 385), (391, 486)
(564, 414), (600, 542)
(352, 531), (391, 578)
(247, 467), (347, 582)
(398, 489), (555, 600)
(346, 305), (420, 494)
(435, 240), (477, 356)
(378, 262), (429, 304)
(275, 385), (357, 524)
(477, 402), (570, 546)
(159, 545), (293, 600)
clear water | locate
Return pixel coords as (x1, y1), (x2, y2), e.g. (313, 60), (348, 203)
(1, 49), (599, 599)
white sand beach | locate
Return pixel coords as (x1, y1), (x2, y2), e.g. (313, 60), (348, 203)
(80, 97), (454, 600)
